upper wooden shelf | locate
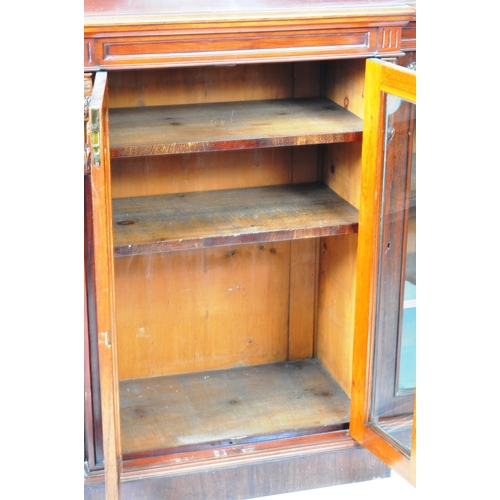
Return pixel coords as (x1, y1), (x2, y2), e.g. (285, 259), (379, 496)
(113, 182), (358, 256)
(109, 98), (363, 158)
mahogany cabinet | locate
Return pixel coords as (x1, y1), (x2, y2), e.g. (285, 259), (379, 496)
(84, 2), (416, 499)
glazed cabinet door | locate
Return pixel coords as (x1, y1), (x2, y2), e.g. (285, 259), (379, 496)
(350, 58), (416, 485)
(85, 71), (121, 499)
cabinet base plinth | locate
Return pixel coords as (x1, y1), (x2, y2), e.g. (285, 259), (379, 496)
(84, 437), (389, 500)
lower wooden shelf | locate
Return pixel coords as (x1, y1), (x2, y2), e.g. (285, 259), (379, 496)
(119, 358), (350, 458)
(113, 182), (358, 256)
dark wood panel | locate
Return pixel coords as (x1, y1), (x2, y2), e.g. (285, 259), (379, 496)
(401, 22), (416, 51)
(122, 449), (388, 500)
(93, 29), (378, 69)
(109, 98), (362, 157)
(84, 431), (390, 500)
(113, 183), (359, 255)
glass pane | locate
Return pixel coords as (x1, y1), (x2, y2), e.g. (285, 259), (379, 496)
(399, 279), (416, 390)
(398, 132), (416, 392)
(370, 92), (416, 455)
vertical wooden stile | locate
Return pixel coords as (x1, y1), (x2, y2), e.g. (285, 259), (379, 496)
(89, 71), (121, 500)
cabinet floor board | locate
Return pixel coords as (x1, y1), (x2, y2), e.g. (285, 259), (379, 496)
(119, 358), (350, 456)
(113, 182), (358, 255)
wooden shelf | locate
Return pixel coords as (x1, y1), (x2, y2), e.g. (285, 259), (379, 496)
(113, 182), (358, 256)
(109, 97), (363, 157)
(119, 358), (350, 457)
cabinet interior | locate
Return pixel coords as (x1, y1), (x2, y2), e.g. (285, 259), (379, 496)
(107, 59), (366, 459)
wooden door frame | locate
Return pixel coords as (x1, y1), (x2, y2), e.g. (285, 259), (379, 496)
(88, 71), (122, 499)
(350, 58), (416, 486)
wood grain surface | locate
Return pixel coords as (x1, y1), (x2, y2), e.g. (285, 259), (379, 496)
(114, 242), (291, 380)
(113, 182), (358, 255)
(109, 98), (362, 157)
(119, 358), (350, 455)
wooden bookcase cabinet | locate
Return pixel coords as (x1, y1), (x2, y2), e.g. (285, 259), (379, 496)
(84, 3), (416, 499)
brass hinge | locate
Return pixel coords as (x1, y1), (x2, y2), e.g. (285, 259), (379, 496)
(90, 110), (101, 167)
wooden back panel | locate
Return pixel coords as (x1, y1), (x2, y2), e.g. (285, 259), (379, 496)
(109, 61), (363, 381)
(107, 64), (295, 108)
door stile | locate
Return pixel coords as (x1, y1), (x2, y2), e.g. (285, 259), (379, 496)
(350, 58), (416, 486)
(89, 71), (122, 499)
